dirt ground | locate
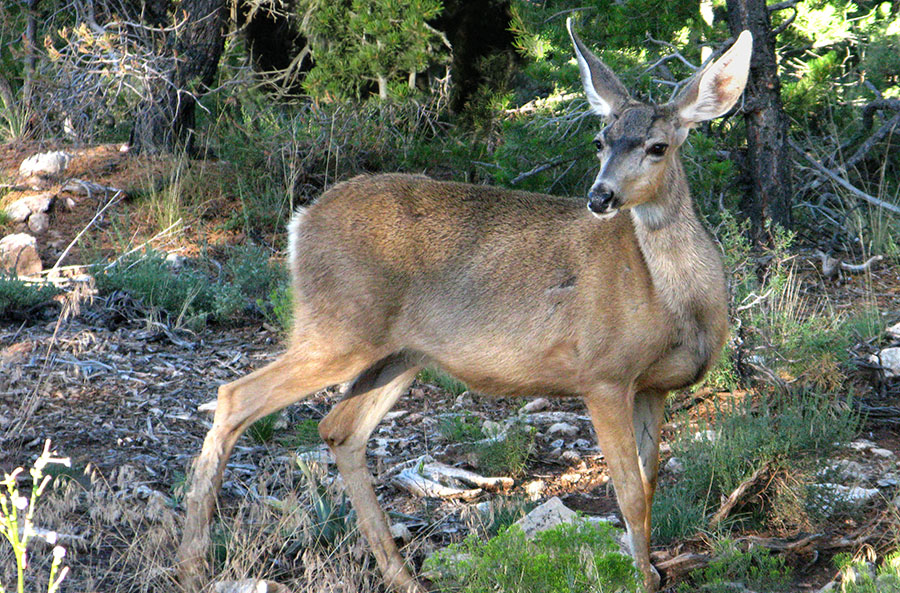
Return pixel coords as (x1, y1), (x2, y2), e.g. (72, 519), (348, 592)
(2, 143), (900, 592)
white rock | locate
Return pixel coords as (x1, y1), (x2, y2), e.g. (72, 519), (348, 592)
(390, 522), (412, 543)
(27, 212), (49, 234)
(887, 320), (900, 341)
(520, 397), (549, 414)
(0, 233), (41, 276)
(692, 429), (718, 443)
(871, 447), (895, 459)
(295, 447), (335, 465)
(514, 496), (579, 539)
(877, 474), (899, 488)
(19, 151), (71, 178)
(213, 579), (291, 593)
(524, 480), (545, 501)
(549, 438), (565, 449)
(571, 438), (594, 450)
(548, 422), (579, 438)
(481, 420), (505, 438)
(523, 411), (587, 426)
(665, 457), (685, 474)
(869, 348), (900, 378)
(3, 192), (54, 222)
(849, 439), (877, 451)
(820, 459), (869, 482)
(815, 483), (880, 506)
(561, 450), (581, 463)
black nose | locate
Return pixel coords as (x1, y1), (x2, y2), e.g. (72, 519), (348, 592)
(588, 185), (616, 213)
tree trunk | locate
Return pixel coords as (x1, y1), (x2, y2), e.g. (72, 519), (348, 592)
(726, 0), (793, 242)
(130, 0), (227, 154)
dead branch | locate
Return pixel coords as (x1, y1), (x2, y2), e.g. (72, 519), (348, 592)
(645, 35), (698, 71)
(767, 0), (799, 11)
(709, 463), (770, 528)
(862, 98), (900, 131)
(788, 138), (900, 216)
(844, 112), (900, 172)
(52, 190), (124, 270)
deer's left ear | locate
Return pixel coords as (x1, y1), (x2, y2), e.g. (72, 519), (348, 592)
(673, 31), (753, 126)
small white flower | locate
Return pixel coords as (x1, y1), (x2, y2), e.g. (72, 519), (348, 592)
(13, 495), (28, 510)
(46, 531), (59, 545)
(52, 546), (66, 560)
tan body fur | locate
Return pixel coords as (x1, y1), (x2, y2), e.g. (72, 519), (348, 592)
(176, 20), (752, 593)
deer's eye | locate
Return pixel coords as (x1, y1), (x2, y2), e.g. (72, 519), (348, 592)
(593, 139), (604, 152)
(647, 143), (668, 157)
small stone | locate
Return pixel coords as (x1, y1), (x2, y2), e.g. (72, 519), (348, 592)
(514, 497), (579, 538)
(548, 422), (579, 438)
(692, 430), (718, 443)
(849, 439), (877, 451)
(27, 212), (49, 233)
(520, 397), (549, 414)
(871, 448), (895, 459)
(481, 420), (504, 438)
(665, 457), (685, 474)
(877, 474), (898, 488)
(571, 438), (594, 450)
(524, 480), (545, 500)
(869, 348), (900, 378)
(561, 450), (581, 463)
(390, 523), (412, 543)
(887, 320), (900, 341)
(659, 442), (672, 455)
(549, 438), (565, 450)
(0, 233), (42, 276)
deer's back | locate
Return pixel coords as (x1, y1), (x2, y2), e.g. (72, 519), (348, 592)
(289, 174), (675, 395)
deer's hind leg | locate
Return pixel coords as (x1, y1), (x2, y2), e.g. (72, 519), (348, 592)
(318, 351), (425, 593)
(177, 346), (379, 591)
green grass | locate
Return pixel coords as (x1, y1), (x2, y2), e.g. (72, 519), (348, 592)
(653, 389), (861, 544)
(677, 539), (792, 593)
(472, 422), (535, 479)
(424, 521), (639, 593)
(437, 412), (485, 443)
(278, 419), (321, 449)
(419, 367), (467, 396)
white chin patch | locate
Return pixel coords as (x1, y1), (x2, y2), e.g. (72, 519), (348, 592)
(589, 207), (619, 220)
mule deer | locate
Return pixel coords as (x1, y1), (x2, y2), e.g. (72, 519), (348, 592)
(177, 20), (752, 593)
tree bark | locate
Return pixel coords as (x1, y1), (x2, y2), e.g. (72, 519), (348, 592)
(726, 0), (793, 242)
(130, 0), (227, 154)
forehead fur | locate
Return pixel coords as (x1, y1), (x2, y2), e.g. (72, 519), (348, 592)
(603, 104), (677, 141)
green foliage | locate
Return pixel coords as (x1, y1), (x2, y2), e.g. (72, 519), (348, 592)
(294, 459), (354, 549)
(834, 549), (900, 592)
(94, 247), (287, 328)
(653, 389), (861, 544)
(420, 367), (467, 396)
(678, 539), (792, 593)
(471, 496), (538, 538)
(300, 0), (446, 100)
(425, 521), (639, 593)
(437, 412), (484, 443)
(0, 275), (60, 319)
(279, 419), (322, 449)
(472, 422), (535, 479)
(247, 412), (282, 444)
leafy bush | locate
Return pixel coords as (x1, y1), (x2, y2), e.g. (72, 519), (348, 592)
(425, 521), (639, 593)
(0, 275), (60, 318)
(437, 412), (485, 443)
(678, 539), (792, 593)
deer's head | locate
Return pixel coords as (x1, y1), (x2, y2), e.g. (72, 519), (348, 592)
(568, 19), (752, 222)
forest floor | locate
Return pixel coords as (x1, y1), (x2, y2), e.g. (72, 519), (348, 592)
(1, 142), (899, 593)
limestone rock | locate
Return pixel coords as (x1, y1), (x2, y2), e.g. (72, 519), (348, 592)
(4, 192), (54, 223)
(520, 397), (549, 414)
(548, 422), (579, 438)
(514, 496), (579, 539)
(18, 151), (71, 187)
(870, 348), (900, 378)
(0, 233), (42, 276)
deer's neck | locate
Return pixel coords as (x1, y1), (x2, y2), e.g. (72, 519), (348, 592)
(630, 160), (726, 330)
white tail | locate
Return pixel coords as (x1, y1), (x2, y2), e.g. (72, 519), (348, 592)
(177, 21), (752, 593)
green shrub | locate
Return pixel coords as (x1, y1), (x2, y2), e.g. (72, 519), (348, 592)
(247, 412), (281, 444)
(437, 412), (485, 443)
(425, 521), (639, 593)
(653, 389), (861, 543)
(471, 496), (538, 538)
(0, 274), (60, 318)
(678, 539), (792, 593)
(473, 422), (535, 479)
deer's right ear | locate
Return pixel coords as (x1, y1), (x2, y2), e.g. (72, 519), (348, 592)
(567, 18), (630, 119)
